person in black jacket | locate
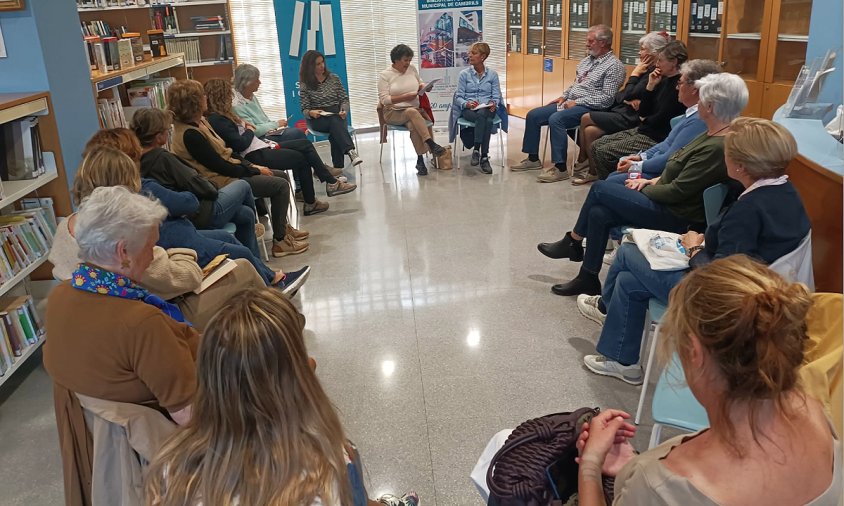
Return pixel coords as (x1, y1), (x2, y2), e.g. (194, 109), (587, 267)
(574, 118), (811, 385)
(589, 41), (690, 180)
(204, 79), (356, 217)
(131, 108), (261, 236)
(572, 31), (669, 184)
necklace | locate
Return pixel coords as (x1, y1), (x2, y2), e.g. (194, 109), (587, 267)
(707, 124), (730, 136)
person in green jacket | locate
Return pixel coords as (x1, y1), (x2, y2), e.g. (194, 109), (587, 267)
(536, 73), (748, 297)
(232, 63), (308, 143)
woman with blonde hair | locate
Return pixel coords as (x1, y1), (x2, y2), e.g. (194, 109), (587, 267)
(145, 288), (418, 506)
(574, 256), (841, 505)
(576, 117), (811, 385)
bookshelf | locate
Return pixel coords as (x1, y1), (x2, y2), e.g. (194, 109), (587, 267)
(0, 92), (70, 387)
(505, 0), (813, 119)
(76, 0), (236, 82)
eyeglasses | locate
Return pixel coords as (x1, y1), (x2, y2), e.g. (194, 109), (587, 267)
(676, 79), (689, 89)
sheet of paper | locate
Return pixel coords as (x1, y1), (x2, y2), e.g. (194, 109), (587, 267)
(472, 103), (493, 111)
(318, 111), (335, 116)
(0, 26), (6, 58)
(419, 78), (441, 96)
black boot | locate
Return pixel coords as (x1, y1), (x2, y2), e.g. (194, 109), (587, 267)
(537, 232), (583, 261)
(416, 160), (428, 176)
(551, 268), (601, 296)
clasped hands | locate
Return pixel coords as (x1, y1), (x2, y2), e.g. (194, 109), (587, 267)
(575, 409), (638, 478)
(553, 97), (577, 109)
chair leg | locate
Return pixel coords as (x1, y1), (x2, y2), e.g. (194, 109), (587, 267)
(541, 126), (550, 165)
(634, 308), (653, 425)
(635, 320), (661, 425)
(255, 206), (270, 262)
(497, 129), (504, 167)
(283, 173), (298, 230)
(454, 125), (460, 170)
(379, 141), (384, 163)
(648, 423), (663, 449)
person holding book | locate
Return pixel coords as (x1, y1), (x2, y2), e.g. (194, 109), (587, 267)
(44, 186), (199, 505)
(167, 79), (308, 259)
(232, 63), (308, 143)
(378, 44), (447, 176)
(145, 287), (420, 506)
(203, 78), (356, 216)
(299, 50), (364, 170)
(451, 42), (503, 175)
(49, 146), (309, 327)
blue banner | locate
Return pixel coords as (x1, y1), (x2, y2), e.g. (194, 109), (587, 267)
(273, 0), (350, 132)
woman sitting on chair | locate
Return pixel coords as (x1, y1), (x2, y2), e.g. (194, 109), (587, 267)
(299, 49), (363, 170)
(378, 43), (447, 176)
(204, 79), (356, 216)
(453, 42), (502, 175)
(232, 63), (308, 143)
(577, 118), (810, 385)
(574, 256), (840, 505)
(537, 73), (747, 297)
(145, 288), (420, 506)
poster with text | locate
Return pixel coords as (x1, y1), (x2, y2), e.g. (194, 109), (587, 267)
(417, 0), (484, 124)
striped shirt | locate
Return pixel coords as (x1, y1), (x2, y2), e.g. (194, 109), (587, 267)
(562, 51), (626, 110)
(300, 73), (350, 116)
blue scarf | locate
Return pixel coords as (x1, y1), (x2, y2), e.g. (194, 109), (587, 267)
(70, 264), (191, 326)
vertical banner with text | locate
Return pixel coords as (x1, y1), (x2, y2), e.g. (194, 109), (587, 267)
(417, 0), (484, 124)
(274, 0), (350, 131)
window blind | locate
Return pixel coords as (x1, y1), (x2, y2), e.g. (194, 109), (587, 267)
(229, 0), (287, 119)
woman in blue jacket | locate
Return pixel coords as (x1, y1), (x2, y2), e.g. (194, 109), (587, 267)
(453, 42), (502, 174)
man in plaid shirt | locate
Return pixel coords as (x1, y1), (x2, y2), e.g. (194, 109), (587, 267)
(513, 25), (626, 183)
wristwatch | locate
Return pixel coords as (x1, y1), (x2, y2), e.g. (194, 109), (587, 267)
(687, 245), (705, 258)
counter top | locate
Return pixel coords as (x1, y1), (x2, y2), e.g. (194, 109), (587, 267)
(773, 107), (843, 176)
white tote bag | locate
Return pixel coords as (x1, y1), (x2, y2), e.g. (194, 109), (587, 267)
(624, 228), (691, 271)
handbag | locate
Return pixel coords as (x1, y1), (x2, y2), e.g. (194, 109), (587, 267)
(625, 228), (690, 271)
(432, 145), (453, 170)
(486, 407), (614, 506)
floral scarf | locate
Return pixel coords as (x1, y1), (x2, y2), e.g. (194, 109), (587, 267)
(70, 263), (191, 325)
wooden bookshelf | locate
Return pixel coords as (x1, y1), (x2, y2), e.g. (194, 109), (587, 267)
(90, 52), (187, 93)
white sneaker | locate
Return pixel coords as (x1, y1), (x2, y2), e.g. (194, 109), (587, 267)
(583, 355), (643, 385)
(348, 149), (363, 166)
(577, 294), (606, 326)
(603, 248), (617, 266)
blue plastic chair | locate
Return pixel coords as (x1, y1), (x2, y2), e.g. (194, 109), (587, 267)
(634, 298), (667, 424)
(669, 114), (684, 130)
(453, 116), (504, 170)
(379, 120), (435, 164)
(703, 182), (729, 226)
(649, 353), (710, 448)
(306, 121), (359, 156)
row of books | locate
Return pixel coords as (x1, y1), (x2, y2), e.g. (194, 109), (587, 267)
(81, 19), (123, 38)
(78, 0), (220, 9)
(508, 0), (522, 26)
(97, 97), (129, 129)
(690, 0), (722, 33)
(0, 205), (57, 288)
(127, 77), (176, 109)
(165, 37), (202, 63)
(622, 1), (648, 30)
(569, 0), (591, 29)
(191, 15), (226, 31)
(0, 295), (45, 377)
(151, 5), (179, 34)
(0, 118), (47, 184)
(651, 0), (678, 32)
(545, 3), (564, 28)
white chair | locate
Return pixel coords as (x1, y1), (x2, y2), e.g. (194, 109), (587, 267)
(769, 231), (814, 291)
(452, 116), (504, 170)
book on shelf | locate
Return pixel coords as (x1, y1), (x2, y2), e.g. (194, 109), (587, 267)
(218, 34), (233, 61)
(127, 77), (176, 108)
(689, 0), (721, 34)
(0, 295), (45, 374)
(97, 97), (128, 129)
(165, 37), (202, 63)
(0, 207), (57, 286)
(20, 198), (58, 232)
(150, 5), (179, 34)
(191, 15), (227, 31)
(1, 116), (45, 182)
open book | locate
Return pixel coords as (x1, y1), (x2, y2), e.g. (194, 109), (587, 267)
(318, 111), (336, 116)
(194, 255), (237, 294)
(472, 103), (493, 111)
(418, 79), (441, 96)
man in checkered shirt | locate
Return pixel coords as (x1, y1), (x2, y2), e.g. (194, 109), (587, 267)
(513, 25), (626, 183)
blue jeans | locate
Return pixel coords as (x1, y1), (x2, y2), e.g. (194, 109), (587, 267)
(461, 107), (494, 155)
(596, 243), (687, 365)
(197, 229), (275, 285)
(521, 103), (590, 164)
(572, 180), (691, 274)
(206, 179), (257, 255)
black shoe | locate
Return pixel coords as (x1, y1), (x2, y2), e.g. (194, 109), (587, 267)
(479, 157), (492, 174)
(471, 149), (481, 166)
(416, 162), (428, 176)
(537, 232), (583, 261)
(429, 143), (446, 157)
(551, 269), (601, 297)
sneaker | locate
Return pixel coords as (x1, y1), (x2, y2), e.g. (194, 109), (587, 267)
(536, 169), (570, 183)
(276, 265), (310, 297)
(326, 180), (357, 197)
(602, 248), (617, 266)
(479, 156), (492, 174)
(583, 355), (643, 385)
(272, 236), (309, 257)
(254, 223), (266, 238)
(511, 158), (543, 171)
(572, 172), (599, 186)
(348, 149), (363, 166)
(379, 491), (419, 506)
(471, 149), (481, 166)
(571, 159), (589, 175)
(328, 167), (344, 177)
(285, 223), (309, 240)
(577, 294), (606, 326)
(303, 200), (329, 216)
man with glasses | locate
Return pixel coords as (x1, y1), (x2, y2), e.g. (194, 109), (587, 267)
(512, 24), (625, 183)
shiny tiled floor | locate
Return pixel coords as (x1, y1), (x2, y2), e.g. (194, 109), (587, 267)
(0, 119), (653, 505)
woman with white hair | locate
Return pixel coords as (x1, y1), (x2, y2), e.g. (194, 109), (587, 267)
(536, 73), (749, 297)
(45, 186), (200, 504)
(232, 63), (308, 143)
(572, 31), (669, 180)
